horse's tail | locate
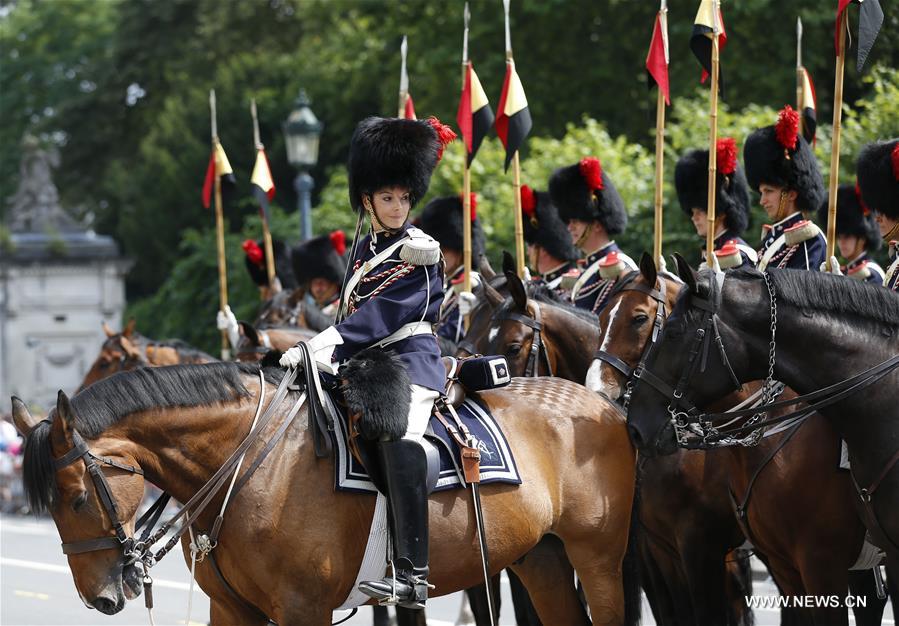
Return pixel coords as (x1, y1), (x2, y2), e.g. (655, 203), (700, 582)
(726, 549), (755, 626)
(622, 458), (643, 626)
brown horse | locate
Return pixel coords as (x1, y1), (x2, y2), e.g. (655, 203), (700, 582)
(234, 322), (316, 362)
(79, 320), (215, 391)
(467, 267), (752, 626)
(13, 361), (636, 625)
(589, 254), (893, 626)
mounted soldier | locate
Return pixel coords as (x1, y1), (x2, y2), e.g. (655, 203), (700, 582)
(743, 105), (826, 272)
(291, 230), (348, 319)
(549, 156), (636, 313)
(417, 193), (485, 346)
(816, 184), (884, 285)
(280, 115), (455, 609)
(856, 138), (899, 292)
(520, 184), (580, 298)
(675, 137), (756, 270)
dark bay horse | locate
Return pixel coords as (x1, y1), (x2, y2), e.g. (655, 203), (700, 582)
(79, 320), (214, 391)
(589, 254), (896, 624)
(234, 322), (315, 362)
(466, 267), (752, 625)
(13, 362), (636, 625)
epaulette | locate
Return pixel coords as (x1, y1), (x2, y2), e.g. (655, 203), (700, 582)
(714, 240), (743, 270)
(400, 226), (441, 266)
(784, 220), (821, 246)
(560, 268), (581, 291)
(599, 251), (627, 280)
(846, 260), (872, 282)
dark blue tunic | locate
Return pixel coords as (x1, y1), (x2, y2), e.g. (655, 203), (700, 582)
(757, 212), (826, 271)
(333, 224), (445, 393)
(436, 266), (464, 344)
(570, 242), (637, 313)
(533, 261), (577, 299)
(885, 244), (899, 292)
(842, 252), (885, 285)
(699, 231), (757, 270)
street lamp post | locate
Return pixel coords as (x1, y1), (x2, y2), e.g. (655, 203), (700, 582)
(282, 89), (323, 241)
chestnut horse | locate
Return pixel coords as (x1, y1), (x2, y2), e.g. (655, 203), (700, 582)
(14, 361), (636, 625)
(597, 254), (895, 625)
(468, 266), (753, 626)
(79, 320), (214, 391)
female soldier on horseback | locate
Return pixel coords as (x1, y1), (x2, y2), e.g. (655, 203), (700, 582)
(280, 115), (456, 609)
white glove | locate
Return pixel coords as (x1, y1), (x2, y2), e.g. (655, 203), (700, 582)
(819, 256), (842, 275)
(469, 271), (482, 291)
(279, 326), (344, 372)
(656, 255), (668, 273)
(709, 251), (722, 274)
(521, 266), (532, 282)
(216, 306), (240, 349)
(458, 291), (477, 316)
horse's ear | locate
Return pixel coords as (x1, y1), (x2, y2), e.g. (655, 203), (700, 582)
(11, 396), (40, 438)
(123, 318), (136, 338)
(478, 254), (496, 281)
(673, 253), (698, 293)
(287, 287), (305, 307)
(54, 390), (76, 443)
(102, 321), (115, 337)
(639, 251), (657, 286)
(501, 251), (516, 277)
(119, 335), (143, 361)
(239, 321), (260, 346)
(505, 268), (528, 312)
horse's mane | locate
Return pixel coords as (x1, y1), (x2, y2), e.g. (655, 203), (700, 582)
(23, 361), (286, 513)
(526, 283), (599, 325)
(731, 267), (899, 327)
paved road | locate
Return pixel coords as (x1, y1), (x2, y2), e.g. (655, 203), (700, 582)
(2, 514), (893, 625)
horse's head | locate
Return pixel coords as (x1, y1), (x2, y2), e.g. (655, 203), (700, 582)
(587, 252), (680, 402)
(13, 392), (146, 614)
(625, 254), (751, 456)
(79, 321), (147, 391)
(255, 287), (307, 328)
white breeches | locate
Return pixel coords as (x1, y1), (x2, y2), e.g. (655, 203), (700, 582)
(402, 385), (440, 442)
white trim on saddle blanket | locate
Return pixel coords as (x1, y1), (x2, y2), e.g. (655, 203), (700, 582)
(330, 397), (522, 493)
(337, 492), (389, 611)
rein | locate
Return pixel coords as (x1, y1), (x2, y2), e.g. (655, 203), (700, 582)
(493, 301), (553, 377)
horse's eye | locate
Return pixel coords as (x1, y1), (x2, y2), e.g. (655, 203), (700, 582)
(72, 491), (88, 512)
(632, 314), (649, 326)
(507, 343), (522, 357)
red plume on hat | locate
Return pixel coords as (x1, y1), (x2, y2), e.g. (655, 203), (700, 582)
(892, 143), (899, 181)
(579, 157), (604, 192)
(329, 230), (346, 256)
(426, 116), (457, 161)
(716, 137), (737, 176)
(242, 239), (264, 267)
(854, 181), (871, 216)
(775, 105), (800, 154)
(520, 184), (537, 223)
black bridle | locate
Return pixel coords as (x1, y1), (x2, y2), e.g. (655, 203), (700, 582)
(594, 277), (669, 408)
(492, 301), (553, 377)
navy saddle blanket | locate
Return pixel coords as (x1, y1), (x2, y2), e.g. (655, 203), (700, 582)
(329, 396), (522, 494)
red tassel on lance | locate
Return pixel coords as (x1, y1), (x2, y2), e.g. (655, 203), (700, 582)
(579, 157), (604, 191)
(520, 184), (537, 218)
(775, 105), (800, 153)
(892, 143), (899, 181)
(242, 239), (264, 267)
(426, 116), (457, 161)
(329, 230), (346, 256)
(716, 137), (737, 176)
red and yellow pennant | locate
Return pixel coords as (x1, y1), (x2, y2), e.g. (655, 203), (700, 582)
(457, 62), (495, 166)
(495, 60), (532, 172)
(201, 140), (235, 209)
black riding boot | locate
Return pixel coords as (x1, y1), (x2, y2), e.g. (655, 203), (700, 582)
(359, 439), (431, 609)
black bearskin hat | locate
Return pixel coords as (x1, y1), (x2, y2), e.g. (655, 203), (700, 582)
(743, 105), (825, 214)
(856, 139), (899, 221)
(520, 185), (580, 262)
(418, 194), (485, 260)
(548, 157), (627, 235)
(347, 116), (455, 213)
(291, 231), (348, 285)
(243, 239), (297, 289)
(817, 184), (881, 252)
(675, 138), (751, 235)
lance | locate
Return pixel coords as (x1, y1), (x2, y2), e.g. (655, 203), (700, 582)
(796, 17), (805, 139)
(825, 9), (849, 272)
(398, 36), (410, 118)
(210, 89), (230, 360)
(652, 0), (669, 269)
(251, 98), (277, 290)
(504, 0), (526, 278)
(461, 4), (473, 295)
(704, 1), (722, 266)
